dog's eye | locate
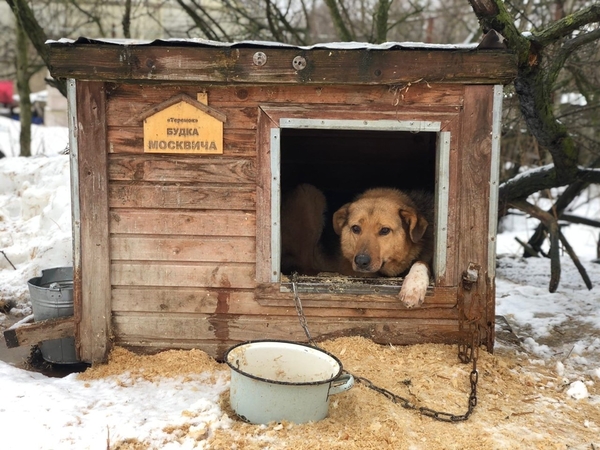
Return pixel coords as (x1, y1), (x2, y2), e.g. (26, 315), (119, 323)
(379, 227), (391, 236)
(351, 225), (361, 234)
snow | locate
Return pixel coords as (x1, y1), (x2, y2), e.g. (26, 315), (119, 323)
(0, 115), (69, 157)
(48, 37), (479, 51)
(498, 163), (556, 192)
(567, 380), (590, 400)
(0, 364), (231, 449)
(0, 119), (72, 317)
(1, 115), (599, 448)
(561, 93), (587, 106)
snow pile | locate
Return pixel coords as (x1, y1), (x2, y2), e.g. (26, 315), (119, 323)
(0, 115), (68, 157)
(0, 153), (72, 318)
(0, 361), (232, 449)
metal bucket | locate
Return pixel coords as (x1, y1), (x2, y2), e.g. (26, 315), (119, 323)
(27, 267), (78, 364)
(225, 340), (354, 424)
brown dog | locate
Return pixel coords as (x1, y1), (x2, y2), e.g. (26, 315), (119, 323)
(281, 185), (433, 308)
(280, 184), (328, 276)
(332, 188), (434, 308)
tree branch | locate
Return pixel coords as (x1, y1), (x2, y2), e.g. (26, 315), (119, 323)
(513, 73), (580, 183)
(68, 0), (106, 37)
(558, 229), (593, 290)
(526, 184), (584, 254)
(16, 16), (32, 157)
(532, 5), (600, 47)
(498, 165), (600, 208)
(174, 0), (222, 41)
(468, 0), (586, 186)
(323, 0), (354, 41)
(560, 214), (600, 228)
(221, 0), (268, 39)
(548, 27), (600, 89)
(509, 199), (561, 292)
(524, 157), (600, 257)
(467, 0), (531, 66)
(266, 0), (307, 45)
(265, 0), (285, 42)
(5, 0), (67, 96)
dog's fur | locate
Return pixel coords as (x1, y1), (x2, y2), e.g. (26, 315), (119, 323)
(281, 184), (434, 308)
(281, 184), (328, 276)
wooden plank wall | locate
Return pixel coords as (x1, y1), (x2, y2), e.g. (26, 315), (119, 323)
(103, 82), (490, 358)
(108, 84), (257, 358)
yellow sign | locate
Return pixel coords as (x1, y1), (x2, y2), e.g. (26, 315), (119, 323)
(141, 94), (226, 154)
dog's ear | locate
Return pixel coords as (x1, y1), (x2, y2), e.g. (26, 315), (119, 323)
(333, 204), (350, 235)
(399, 208), (428, 243)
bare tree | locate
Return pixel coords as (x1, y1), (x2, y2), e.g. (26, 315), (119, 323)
(468, 0), (600, 290)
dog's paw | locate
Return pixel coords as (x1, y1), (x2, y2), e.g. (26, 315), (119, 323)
(399, 262), (429, 308)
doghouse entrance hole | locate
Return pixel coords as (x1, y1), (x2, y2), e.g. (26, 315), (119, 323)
(280, 128), (437, 195)
(275, 123), (449, 285)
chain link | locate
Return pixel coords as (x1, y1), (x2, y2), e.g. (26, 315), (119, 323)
(290, 274), (479, 423)
(291, 273), (317, 346)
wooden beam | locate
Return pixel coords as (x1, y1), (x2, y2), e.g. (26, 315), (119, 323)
(48, 45), (517, 85)
(3, 317), (75, 348)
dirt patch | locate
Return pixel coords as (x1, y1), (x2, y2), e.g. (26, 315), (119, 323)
(527, 318), (599, 353)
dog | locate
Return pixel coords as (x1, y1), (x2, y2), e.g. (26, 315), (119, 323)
(332, 188), (434, 308)
(281, 184), (434, 308)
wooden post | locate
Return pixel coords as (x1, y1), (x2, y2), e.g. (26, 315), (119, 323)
(74, 81), (111, 363)
(458, 85), (495, 349)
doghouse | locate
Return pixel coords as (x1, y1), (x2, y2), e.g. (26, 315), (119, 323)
(26, 35), (516, 363)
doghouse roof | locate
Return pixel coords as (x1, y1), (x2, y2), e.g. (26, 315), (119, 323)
(47, 32), (517, 85)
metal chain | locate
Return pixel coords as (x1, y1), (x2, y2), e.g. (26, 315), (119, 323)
(291, 274), (316, 346)
(290, 273), (479, 423)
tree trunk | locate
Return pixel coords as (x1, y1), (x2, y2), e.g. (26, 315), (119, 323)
(122, 0), (132, 39)
(16, 17), (31, 158)
(6, 0), (67, 97)
(323, 0), (354, 41)
(373, 0), (391, 44)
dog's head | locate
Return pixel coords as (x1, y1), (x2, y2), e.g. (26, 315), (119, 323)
(332, 189), (428, 276)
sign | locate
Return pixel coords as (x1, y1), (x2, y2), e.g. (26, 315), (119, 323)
(141, 94), (225, 154)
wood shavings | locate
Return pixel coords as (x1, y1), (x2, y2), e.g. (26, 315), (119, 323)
(78, 346), (226, 382)
(78, 339), (599, 449)
(211, 337), (599, 449)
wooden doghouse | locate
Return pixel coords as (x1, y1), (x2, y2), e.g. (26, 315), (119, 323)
(41, 36), (516, 363)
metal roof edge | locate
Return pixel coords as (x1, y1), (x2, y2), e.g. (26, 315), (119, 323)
(46, 37), (482, 51)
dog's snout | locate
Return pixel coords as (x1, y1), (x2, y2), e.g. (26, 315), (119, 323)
(354, 254), (371, 269)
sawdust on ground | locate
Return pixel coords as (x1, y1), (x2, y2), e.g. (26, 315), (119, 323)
(79, 337), (599, 450)
(79, 346), (226, 383)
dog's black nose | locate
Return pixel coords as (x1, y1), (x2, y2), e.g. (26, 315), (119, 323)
(354, 254), (371, 269)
